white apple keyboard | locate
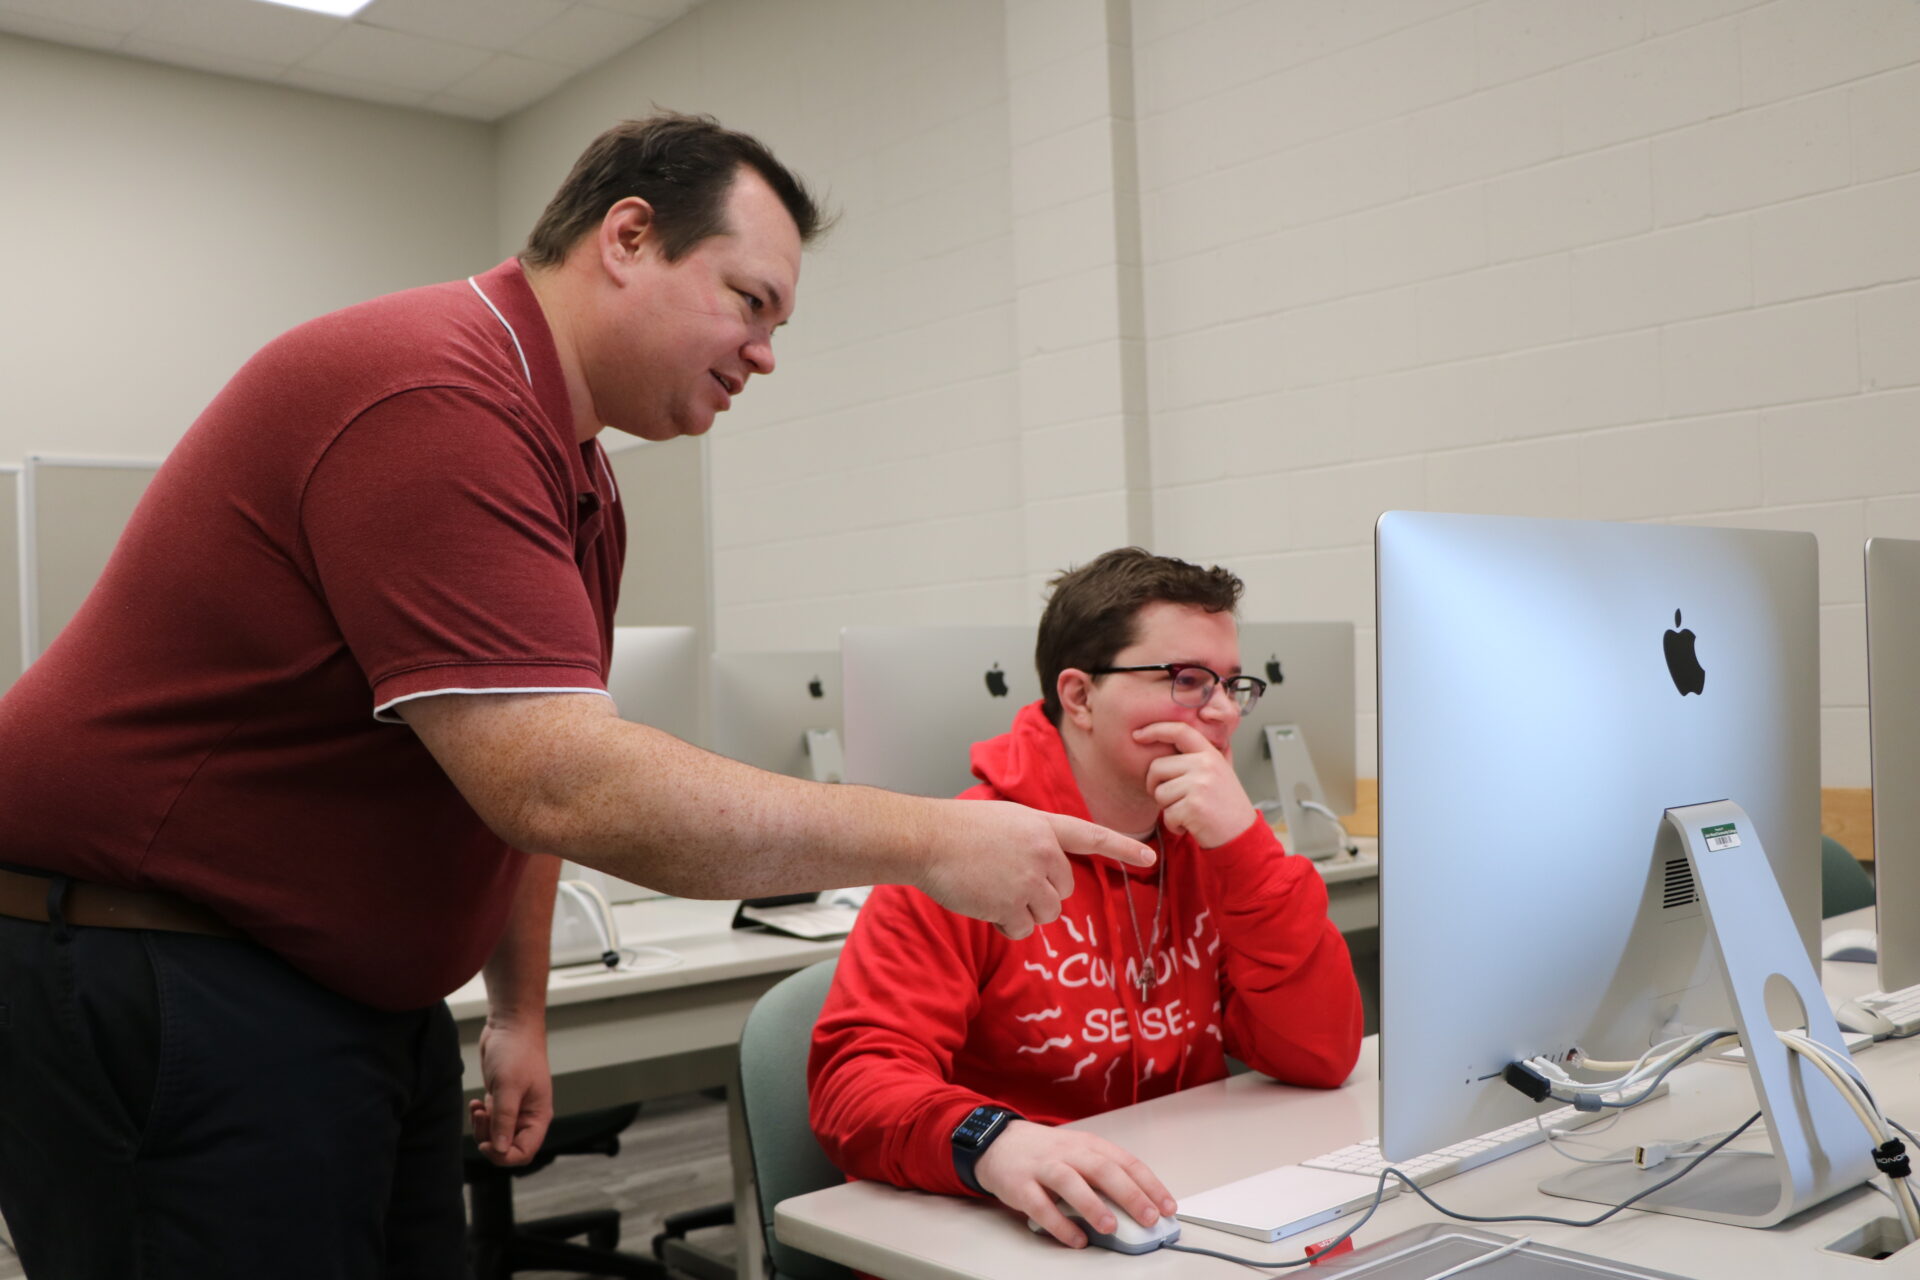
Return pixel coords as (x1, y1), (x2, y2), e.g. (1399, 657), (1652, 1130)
(1301, 1102), (1617, 1188)
(1848, 986), (1920, 1037)
(1179, 1102), (1621, 1244)
(735, 901), (860, 940)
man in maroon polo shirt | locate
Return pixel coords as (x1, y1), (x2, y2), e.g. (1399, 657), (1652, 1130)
(0, 113), (1153, 1280)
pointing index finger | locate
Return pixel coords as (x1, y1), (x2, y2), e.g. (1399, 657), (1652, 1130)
(1048, 813), (1155, 868)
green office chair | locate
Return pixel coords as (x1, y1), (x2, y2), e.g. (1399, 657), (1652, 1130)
(1822, 835), (1876, 919)
(735, 959), (854, 1280)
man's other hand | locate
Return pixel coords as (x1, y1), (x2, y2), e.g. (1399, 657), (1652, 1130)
(470, 1014), (554, 1166)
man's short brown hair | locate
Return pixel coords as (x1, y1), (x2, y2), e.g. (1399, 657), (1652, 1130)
(521, 111), (829, 268)
(1036, 547), (1244, 725)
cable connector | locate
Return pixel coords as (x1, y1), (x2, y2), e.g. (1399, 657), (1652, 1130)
(1633, 1142), (1674, 1170)
(1504, 1061), (1554, 1102)
(1875, 1139), (1912, 1179)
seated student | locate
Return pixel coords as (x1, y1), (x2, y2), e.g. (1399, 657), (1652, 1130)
(808, 547), (1363, 1248)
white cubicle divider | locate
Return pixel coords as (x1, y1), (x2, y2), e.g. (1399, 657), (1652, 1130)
(0, 466), (21, 693)
(21, 454), (161, 666)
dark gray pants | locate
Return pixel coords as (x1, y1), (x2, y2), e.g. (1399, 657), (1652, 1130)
(0, 897), (467, 1279)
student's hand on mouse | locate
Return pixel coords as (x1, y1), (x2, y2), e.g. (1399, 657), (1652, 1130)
(973, 1120), (1178, 1247)
(1135, 721), (1258, 849)
(920, 801), (1155, 940)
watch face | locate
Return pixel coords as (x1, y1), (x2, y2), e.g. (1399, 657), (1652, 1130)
(954, 1106), (1006, 1148)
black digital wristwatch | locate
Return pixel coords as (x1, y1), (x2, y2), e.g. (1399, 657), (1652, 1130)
(950, 1105), (1021, 1194)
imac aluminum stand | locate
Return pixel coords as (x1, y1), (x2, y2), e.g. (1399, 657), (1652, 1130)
(1262, 724), (1345, 861)
(804, 728), (846, 784)
(1540, 800), (1873, 1226)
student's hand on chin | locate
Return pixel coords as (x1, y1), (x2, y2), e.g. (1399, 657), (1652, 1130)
(973, 1120), (1178, 1247)
(1134, 720), (1258, 849)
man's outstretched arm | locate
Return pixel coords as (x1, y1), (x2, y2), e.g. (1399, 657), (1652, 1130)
(400, 691), (1153, 939)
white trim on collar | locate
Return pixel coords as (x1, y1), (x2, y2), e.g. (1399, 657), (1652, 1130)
(467, 276), (532, 387)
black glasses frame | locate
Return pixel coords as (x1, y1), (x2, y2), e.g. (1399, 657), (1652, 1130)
(1085, 662), (1267, 712)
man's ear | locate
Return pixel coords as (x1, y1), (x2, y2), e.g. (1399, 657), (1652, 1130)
(596, 197), (657, 280)
(1058, 669), (1096, 731)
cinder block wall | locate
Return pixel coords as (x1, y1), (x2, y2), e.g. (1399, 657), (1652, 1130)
(1134, 0), (1920, 785)
(500, 0), (1920, 787)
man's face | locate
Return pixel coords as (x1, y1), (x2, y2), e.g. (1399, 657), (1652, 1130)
(1083, 601), (1243, 792)
(584, 168), (802, 442)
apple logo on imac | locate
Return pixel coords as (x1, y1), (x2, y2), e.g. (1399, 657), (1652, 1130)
(807, 676), (824, 699)
(1664, 609), (1705, 696)
(1264, 654), (1284, 685)
(984, 663), (1009, 697)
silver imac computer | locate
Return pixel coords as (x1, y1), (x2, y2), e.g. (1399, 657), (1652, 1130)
(569, 625), (702, 904)
(710, 650), (845, 782)
(840, 626), (1039, 797)
(1377, 512), (1859, 1229)
(1232, 621), (1356, 858)
(1867, 537), (1920, 996)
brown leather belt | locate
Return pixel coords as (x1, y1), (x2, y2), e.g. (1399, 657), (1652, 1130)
(0, 866), (244, 939)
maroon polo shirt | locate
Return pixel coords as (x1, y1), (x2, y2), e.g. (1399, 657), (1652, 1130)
(0, 259), (625, 1010)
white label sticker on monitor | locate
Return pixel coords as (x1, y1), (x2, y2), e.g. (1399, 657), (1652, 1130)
(1702, 822), (1741, 851)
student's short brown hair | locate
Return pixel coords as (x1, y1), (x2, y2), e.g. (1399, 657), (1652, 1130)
(520, 111), (829, 268)
(1036, 548), (1243, 726)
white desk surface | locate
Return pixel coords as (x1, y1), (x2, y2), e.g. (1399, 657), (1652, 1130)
(444, 896), (843, 1022)
(778, 921), (1916, 1280)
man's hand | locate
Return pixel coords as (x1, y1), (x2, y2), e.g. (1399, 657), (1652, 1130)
(470, 1014), (554, 1166)
(974, 1120), (1178, 1247)
(918, 802), (1155, 940)
(1135, 721), (1259, 849)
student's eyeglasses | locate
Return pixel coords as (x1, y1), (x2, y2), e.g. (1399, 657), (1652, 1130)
(1086, 663), (1267, 713)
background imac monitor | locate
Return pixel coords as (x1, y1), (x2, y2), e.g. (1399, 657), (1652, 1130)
(1231, 621), (1357, 817)
(1376, 512), (1820, 1163)
(710, 650), (843, 780)
(1867, 537), (1920, 994)
(572, 625), (702, 904)
(840, 625), (1039, 797)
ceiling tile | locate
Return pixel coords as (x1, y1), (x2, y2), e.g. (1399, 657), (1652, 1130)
(120, 32), (286, 80)
(357, 0), (569, 53)
(577, 0), (690, 21)
(421, 92), (501, 121)
(442, 52), (575, 111)
(512, 2), (652, 69)
(135, 0), (338, 67)
(0, 11), (129, 50)
(278, 63), (430, 108)
(0, 0), (150, 37)
(296, 20), (490, 93)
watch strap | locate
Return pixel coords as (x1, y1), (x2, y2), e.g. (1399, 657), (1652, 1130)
(950, 1105), (1021, 1195)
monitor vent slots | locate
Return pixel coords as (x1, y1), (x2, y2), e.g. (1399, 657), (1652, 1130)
(1662, 858), (1700, 910)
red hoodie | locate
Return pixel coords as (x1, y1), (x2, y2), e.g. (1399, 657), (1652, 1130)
(808, 701), (1363, 1196)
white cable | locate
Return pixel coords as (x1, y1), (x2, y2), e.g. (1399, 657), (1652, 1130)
(1425, 1235), (1532, 1279)
(1776, 1031), (1920, 1242)
(1782, 1032), (1917, 1239)
(1540, 1029), (1732, 1092)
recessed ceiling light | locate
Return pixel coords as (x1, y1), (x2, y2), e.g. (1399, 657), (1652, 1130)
(253, 0), (376, 16)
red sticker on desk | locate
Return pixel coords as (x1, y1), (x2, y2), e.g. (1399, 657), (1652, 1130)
(1304, 1235), (1356, 1265)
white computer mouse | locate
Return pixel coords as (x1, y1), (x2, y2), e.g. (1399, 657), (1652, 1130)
(1834, 999), (1897, 1038)
(1822, 928), (1878, 964)
(1027, 1195), (1181, 1254)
